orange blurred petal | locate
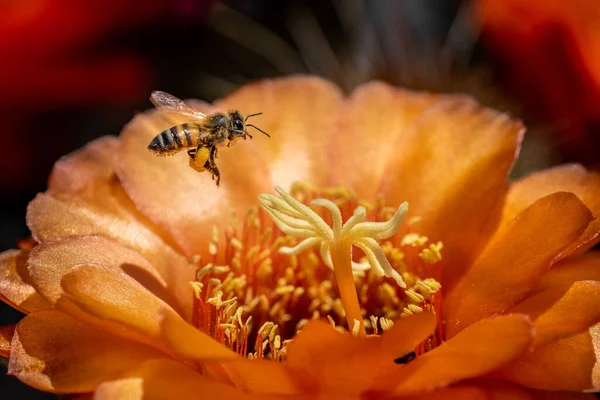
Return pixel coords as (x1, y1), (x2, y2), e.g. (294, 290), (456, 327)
(0, 324), (15, 358)
(28, 236), (170, 305)
(26, 193), (193, 319)
(286, 313), (436, 394)
(94, 359), (248, 400)
(0, 250), (50, 313)
(216, 76), (343, 188)
(446, 192), (593, 336)
(501, 164), (600, 257)
(58, 263), (233, 360)
(370, 314), (534, 396)
(498, 326), (600, 391)
(325, 82), (437, 198)
(379, 97), (524, 291)
(7, 310), (167, 393)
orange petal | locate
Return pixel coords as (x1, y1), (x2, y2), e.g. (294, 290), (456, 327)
(378, 97), (524, 291)
(94, 359), (248, 400)
(538, 252), (600, 291)
(0, 324), (15, 357)
(160, 310), (307, 394)
(26, 193), (193, 320)
(370, 314), (534, 396)
(325, 82), (437, 198)
(445, 192), (593, 336)
(498, 325), (600, 391)
(215, 76), (344, 188)
(27, 236), (175, 309)
(501, 164), (600, 257)
(58, 263), (233, 361)
(285, 312), (436, 394)
(48, 136), (118, 197)
(7, 310), (167, 393)
(0, 250), (50, 313)
(517, 281), (600, 346)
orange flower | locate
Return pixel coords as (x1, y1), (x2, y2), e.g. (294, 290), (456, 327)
(1, 76), (600, 399)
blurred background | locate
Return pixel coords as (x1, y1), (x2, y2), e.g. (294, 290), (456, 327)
(1, 0), (600, 397)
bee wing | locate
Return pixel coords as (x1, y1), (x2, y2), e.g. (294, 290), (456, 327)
(150, 91), (206, 120)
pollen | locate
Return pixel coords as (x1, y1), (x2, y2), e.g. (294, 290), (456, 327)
(189, 183), (444, 360)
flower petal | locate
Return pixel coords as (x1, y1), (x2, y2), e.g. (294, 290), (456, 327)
(445, 192), (593, 336)
(27, 236), (176, 310)
(159, 311), (308, 394)
(94, 359), (248, 400)
(26, 193), (193, 319)
(7, 310), (167, 393)
(57, 263), (233, 360)
(501, 164), (600, 257)
(371, 314), (534, 396)
(379, 97), (525, 292)
(513, 281), (600, 347)
(327, 82), (437, 199)
(0, 250), (50, 313)
(215, 76), (344, 188)
(498, 326), (600, 391)
(286, 312), (437, 394)
(537, 252), (600, 291)
(0, 324), (15, 358)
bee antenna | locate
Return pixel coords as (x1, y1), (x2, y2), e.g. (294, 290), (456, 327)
(245, 112), (263, 122)
(246, 124), (270, 138)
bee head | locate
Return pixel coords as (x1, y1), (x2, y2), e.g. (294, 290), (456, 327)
(227, 111), (246, 140)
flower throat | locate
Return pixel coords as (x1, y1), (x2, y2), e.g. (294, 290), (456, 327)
(189, 182), (444, 361)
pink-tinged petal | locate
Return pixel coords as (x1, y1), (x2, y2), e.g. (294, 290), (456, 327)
(370, 314), (534, 396)
(27, 236), (174, 309)
(26, 193), (193, 320)
(48, 136), (118, 197)
(379, 97), (524, 291)
(216, 76), (344, 188)
(94, 359), (248, 400)
(116, 77), (342, 258)
(501, 164), (600, 257)
(516, 281), (600, 346)
(58, 264), (233, 360)
(8, 310), (167, 393)
(0, 250), (50, 313)
(327, 82), (437, 200)
(498, 325), (600, 391)
(286, 313), (436, 394)
(0, 324), (15, 358)
(445, 192), (593, 336)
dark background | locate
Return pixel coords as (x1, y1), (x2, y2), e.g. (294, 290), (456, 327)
(1, 0), (599, 397)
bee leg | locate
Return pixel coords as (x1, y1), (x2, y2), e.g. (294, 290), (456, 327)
(246, 132), (253, 139)
(208, 146), (221, 187)
(188, 145), (210, 173)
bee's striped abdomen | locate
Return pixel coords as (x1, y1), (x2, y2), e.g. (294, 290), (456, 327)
(148, 123), (200, 155)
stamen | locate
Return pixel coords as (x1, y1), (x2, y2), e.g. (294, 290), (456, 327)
(259, 186), (409, 336)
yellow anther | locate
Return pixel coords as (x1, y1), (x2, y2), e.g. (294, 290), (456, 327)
(401, 233), (429, 247)
(258, 248), (271, 261)
(246, 245), (260, 261)
(231, 237), (244, 251)
(407, 304), (423, 313)
(275, 285), (295, 296)
(351, 319), (361, 337)
(211, 225), (219, 242)
(189, 281), (204, 299)
(274, 335), (281, 350)
(209, 242), (218, 255)
(189, 254), (201, 264)
(419, 241), (444, 264)
(327, 315), (336, 328)
(260, 228), (272, 243)
(405, 289), (425, 304)
(258, 321), (274, 340)
(380, 318), (394, 331)
(370, 315), (379, 335)
(407, 216), (422, 226)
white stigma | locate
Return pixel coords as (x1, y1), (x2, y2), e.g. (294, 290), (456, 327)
(258, 186), (408, 288)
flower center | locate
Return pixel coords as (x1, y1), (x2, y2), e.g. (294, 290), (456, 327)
(189, 182), (444, 360)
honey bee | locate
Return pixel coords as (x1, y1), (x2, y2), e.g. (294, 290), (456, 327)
(147, 91), (269, 187)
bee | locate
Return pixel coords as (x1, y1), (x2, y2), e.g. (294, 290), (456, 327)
(147, 91), (269, 187)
